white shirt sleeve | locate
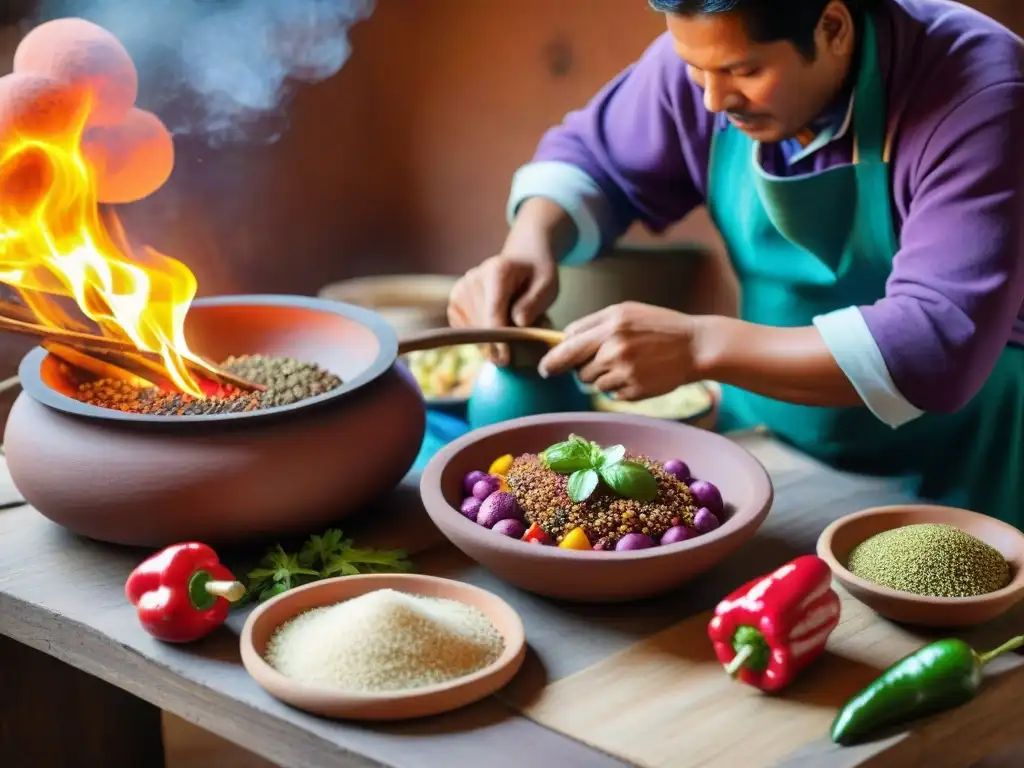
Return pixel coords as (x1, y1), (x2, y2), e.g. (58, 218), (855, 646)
(506, 161), (617, 266)
(813, 306), (925, 428)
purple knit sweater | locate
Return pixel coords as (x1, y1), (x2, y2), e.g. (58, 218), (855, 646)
(507, 0), (1024, 427)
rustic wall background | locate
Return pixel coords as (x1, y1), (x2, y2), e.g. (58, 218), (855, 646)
(0, 0), (1020, 390)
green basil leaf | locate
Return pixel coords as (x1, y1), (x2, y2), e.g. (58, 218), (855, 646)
(600, 461), (659, 501)
(542, 440), (595, 473)
(567, 468), (600, 502)
(598, 444), (626, 468)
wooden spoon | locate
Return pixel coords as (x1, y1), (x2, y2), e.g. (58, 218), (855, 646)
(396, 326), (565, 356)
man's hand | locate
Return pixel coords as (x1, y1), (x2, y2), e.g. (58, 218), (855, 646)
(447, 252), (559, 366)
(538, 302), (701, 400)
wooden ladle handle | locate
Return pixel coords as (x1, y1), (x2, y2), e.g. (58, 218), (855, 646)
(396, 326), (565, 356)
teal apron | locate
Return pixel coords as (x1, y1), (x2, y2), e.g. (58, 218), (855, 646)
(706, 15), (1024, 527)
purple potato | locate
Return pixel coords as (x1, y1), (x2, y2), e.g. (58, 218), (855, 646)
(471, 474), (502, 500)
(476, 491), (522, 528)
(660, 525), (694, 545)
(694, 507), (721, 535)
(615, 532), (656, 551)
(492, 518), (527, 539)
(459, 496), (483, 522)
(662, 458), (691, 483)
(462, 470), (488, 495)
(688, 479), (723, 516)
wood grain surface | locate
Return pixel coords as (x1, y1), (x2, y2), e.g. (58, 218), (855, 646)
(503, 588), (1024, 768)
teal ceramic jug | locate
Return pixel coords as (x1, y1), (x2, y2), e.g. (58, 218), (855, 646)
(467, 363), (590, 428)
(466, 323), (591, 428)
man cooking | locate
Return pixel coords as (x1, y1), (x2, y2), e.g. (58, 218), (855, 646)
(446, 0), (1024, 525)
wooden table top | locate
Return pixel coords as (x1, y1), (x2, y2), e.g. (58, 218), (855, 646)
(1, 431), (1021, 768)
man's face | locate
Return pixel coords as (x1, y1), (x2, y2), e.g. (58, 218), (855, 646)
(666, 8), (852, 143)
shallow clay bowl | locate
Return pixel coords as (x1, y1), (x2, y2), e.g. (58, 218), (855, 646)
(817, 505), (1024, 627)
(240, 573), (526, 721)
(420, 412), (774, 602)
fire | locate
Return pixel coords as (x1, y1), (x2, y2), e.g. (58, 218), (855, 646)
(0, 93), (213, 397)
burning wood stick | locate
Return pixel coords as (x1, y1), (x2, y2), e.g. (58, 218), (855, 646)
(43, 342), (155, 388)
(0, 314), (264, 393)
(0, 296), (90, 333)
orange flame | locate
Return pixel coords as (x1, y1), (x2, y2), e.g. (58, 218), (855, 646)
(0, 95), (212, 396)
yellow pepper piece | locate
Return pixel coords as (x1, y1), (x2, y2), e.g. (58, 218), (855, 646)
(499, 477), (510, 493)
(488, 453), (514, 477)
(559, 527), (591, 550)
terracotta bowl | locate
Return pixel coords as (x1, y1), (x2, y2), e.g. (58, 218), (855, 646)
(240, 573), (527, 721)
(817, 505), (1024, 627)
(4, 295), (426, 547)
(420, 412), (774, 602)
(317, 273), (457, 338)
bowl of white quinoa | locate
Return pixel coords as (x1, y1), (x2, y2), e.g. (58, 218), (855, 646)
(240, 573), (526, 720)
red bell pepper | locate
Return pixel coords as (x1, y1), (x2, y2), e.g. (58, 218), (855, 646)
(125, 542), (246, 643)
(707, 555), (841, 693)
(522, 522), (550, 545)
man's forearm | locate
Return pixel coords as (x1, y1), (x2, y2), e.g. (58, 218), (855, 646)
(502, 197), (578, 263)
(694, 316), (863, 407)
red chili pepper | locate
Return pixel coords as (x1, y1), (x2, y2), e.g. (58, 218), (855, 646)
(522, 522), (550, 544)
(125, 542), (246, 643)
(707, 555), (841, 693)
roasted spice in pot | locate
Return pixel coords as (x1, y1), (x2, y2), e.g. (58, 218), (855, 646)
(74, 354), (342, 416)
(846, 523), (1010, 598)
(220, 354), (342, 408)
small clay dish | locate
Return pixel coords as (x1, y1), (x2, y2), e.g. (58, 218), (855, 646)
(420, 412), (774, 602)
(240, 573), (527, 721)
(590, 381), (718, 430)
(818, 505), (1024, 627)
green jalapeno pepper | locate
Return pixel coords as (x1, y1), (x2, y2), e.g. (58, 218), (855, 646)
(831, 634), (1023, 745)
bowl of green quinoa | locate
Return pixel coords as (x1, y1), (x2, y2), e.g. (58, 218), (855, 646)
(420, 412), (773, 602)
(818, 505), (1024, 627)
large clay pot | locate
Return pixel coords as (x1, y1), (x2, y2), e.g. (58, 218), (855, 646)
(4, 301), (568, 547)
(4, 295), (427, 547)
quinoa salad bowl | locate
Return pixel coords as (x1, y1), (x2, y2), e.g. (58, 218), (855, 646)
(420, 412), (774, 602)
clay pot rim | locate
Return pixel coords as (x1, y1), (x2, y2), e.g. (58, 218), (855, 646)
(17, 293), (399, 426)
(239, 573), (527, 716)
(817, 504), (1024, 606)
(420, 411), (774, 562)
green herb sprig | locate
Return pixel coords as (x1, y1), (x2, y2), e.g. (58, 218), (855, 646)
(239, 528), (413, 605)
(541, 434), (659, 503)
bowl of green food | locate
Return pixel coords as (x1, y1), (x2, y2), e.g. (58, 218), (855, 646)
(817, 504), (1024, 627)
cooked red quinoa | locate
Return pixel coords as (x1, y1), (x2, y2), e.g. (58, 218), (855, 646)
(505, 453), (698, 545)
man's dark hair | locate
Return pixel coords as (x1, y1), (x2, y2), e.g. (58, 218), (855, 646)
(649, 0), (879, 58)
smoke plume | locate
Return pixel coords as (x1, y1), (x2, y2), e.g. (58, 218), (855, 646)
(33, 0), (375, 146)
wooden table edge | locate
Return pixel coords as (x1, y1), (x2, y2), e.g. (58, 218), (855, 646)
(0, 591), (390, 768)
